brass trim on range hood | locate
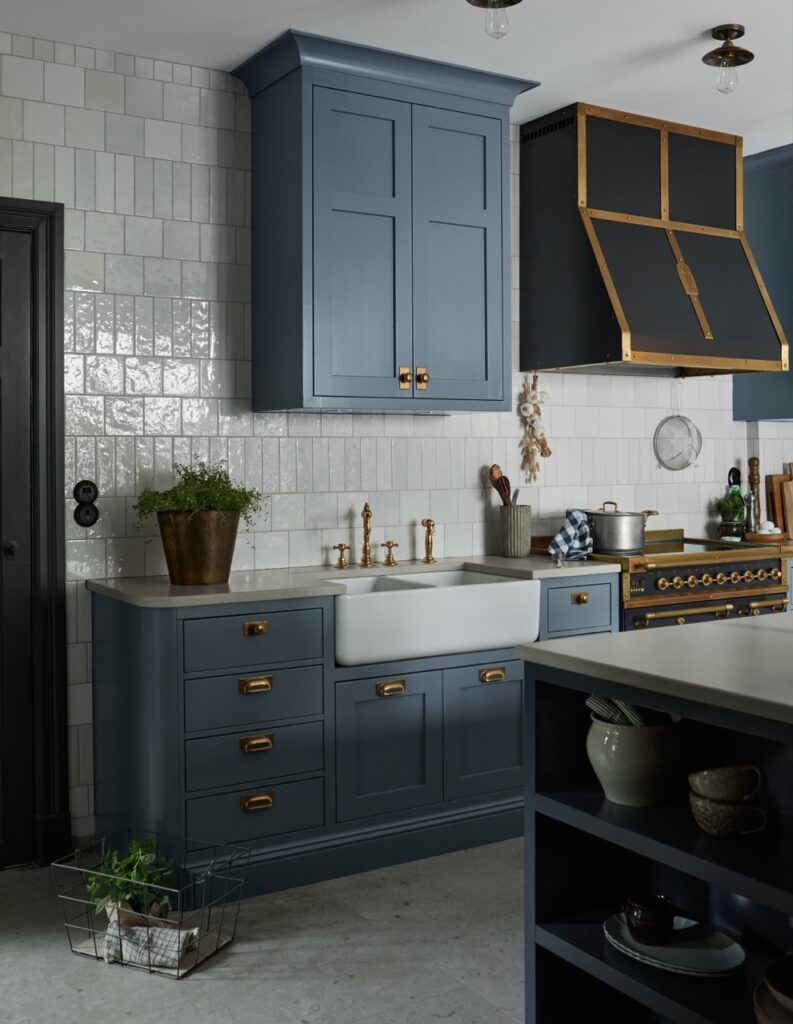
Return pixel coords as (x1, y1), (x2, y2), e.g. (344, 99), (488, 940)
(573, 103), (789, 375)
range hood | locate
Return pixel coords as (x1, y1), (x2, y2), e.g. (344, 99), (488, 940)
(519, 103), (789, 376)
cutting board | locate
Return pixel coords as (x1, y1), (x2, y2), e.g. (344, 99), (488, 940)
(782, 480), (793, 536)
(767, 471), (792, 531)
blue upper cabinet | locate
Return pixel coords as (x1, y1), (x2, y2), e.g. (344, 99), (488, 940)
(234, 32), (537, 412)
(733, 145), (793, 421)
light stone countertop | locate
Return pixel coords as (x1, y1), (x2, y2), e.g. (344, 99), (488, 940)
(518, 614), (793, 726)
(85, 554), (620, 608)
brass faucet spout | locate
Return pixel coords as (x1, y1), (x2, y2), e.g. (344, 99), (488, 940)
(360, 503), (374, 568)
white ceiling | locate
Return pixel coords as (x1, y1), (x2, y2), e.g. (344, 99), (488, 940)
(4, 0), (792, 153)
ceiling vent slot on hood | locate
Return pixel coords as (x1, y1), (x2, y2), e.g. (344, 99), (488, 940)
(519, 103), (788, 376)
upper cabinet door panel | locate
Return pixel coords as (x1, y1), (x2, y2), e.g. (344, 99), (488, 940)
(412, 106), (504, 402)
(313, 89), (413, 400)
(586, 116), (661, 218)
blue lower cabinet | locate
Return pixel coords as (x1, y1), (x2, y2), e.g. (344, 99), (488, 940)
(443, 660), (524, 800)
(335, 671), (444, 821)
(539, 573), (619, 640)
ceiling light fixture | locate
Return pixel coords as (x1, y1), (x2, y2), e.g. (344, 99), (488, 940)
(466, 0), (523, 40)
(702, 24), (754, 95)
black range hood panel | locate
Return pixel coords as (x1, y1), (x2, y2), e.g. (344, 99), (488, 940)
(519, 104), (788, 376)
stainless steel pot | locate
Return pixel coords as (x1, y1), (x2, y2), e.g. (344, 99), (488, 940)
(584, 501), (659, 555)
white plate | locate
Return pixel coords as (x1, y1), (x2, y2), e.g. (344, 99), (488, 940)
(603, 914), (745, 976)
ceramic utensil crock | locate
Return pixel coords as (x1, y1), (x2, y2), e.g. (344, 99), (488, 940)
(586, 715), (678, 807)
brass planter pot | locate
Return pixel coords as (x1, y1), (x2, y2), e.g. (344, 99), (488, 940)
(157, 510), (240, 585)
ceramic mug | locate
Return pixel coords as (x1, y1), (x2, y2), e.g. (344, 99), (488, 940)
(689, 792), (767, 837)
(622, 894), (676, 945)
(688, 764), (763, 804)
(586, 715), (679, 807)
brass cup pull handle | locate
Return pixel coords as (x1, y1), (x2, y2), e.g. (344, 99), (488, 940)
(571, 592), (589, 605)
(240, 792), (274, 812)
(240, 734), (274, 754)
(239, 676), (272, 695)
(479, 667), (506, 683)
(376, 680), (406, 697)
(243, 620), (268, 636)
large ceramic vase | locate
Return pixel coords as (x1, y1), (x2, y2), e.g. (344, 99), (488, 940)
(157, 510), (240, 585)
(586, 715), (678, 807)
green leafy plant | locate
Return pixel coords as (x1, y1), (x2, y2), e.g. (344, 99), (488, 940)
(134, 461), (263, 527)
(715, 490), (746, 523)
(86, 839), (174, 917)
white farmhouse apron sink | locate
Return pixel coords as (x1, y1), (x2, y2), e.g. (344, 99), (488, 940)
(330, 570), (541, 666)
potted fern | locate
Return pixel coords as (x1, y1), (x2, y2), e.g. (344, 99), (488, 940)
(135, 461), (262, 585)
(715, 488), (746, 540)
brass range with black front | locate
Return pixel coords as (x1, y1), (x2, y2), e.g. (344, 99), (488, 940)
(590, 530), (790, 630)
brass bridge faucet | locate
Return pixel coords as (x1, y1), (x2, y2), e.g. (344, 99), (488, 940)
(421, 518), (436, 564)
(360, 502), (374, 568)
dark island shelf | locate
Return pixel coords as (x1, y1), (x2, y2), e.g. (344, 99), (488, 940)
(535, 791), (793, 917)
(522, 655), (793, 1024)
(537, 913), (767, 1024)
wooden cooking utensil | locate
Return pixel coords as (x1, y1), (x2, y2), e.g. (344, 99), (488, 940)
(488, 464), (512, 506)
(782, 479), (793, 538)
(766, 464), (793, 532)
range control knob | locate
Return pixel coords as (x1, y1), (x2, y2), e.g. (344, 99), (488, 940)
(672, 576), (684, 590)
(771, 568), (783, 580)
(730, 571), (741, 584)
(701, 574), (713, 587)
(657, 577), (671, 591)
(743, 569), (755, 582)
(686, 575), (698, 589)
(716, 573), (727, 585)
(757, 569), (768, 581)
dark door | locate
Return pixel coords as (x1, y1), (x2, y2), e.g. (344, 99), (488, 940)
(335, 671), (443, 822)
(0, 227), (36, 864)
(412, 105), (504, 402)
(0, 200), (67, 867)
(313, 88), (413, 400)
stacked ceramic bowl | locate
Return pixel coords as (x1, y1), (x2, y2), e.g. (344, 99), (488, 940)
(688, 764), (766, 837)
(755, 955), (793, 1023)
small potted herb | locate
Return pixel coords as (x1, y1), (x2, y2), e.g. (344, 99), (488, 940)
(715, 488), (746, 540)
(86, 839), (174, 924)
(135, 461), (262, 585)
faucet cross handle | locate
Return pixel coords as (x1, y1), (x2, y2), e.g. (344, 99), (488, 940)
(333, 543), (350, 569)
(382, 541), (399, 567)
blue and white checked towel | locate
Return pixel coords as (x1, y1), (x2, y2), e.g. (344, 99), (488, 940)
(548, 509), (593, 561)
(104, 919), (199, 968)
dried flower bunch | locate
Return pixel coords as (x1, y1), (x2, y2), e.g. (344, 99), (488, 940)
(519, 372), (552, 483)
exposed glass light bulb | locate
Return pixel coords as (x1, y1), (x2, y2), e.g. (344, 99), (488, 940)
(716, 59), (738, 94)
(485, 3), (509, 39)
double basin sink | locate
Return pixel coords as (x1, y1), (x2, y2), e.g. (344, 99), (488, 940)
(330, 569), (541, 666)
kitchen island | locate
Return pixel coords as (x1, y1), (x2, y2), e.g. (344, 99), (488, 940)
(518, 615), (793, 1024)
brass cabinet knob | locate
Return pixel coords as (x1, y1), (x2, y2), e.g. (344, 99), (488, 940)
(243, 620), (268, 636)
(240, 792), (274, 812)
(399, 367), (413, 389)
(571, 592), (589, 605)
(376, 680), (406, 697)
(415, 367), (430, 389)
(657, 577), (670, 591)
(239, 676), (272, 695)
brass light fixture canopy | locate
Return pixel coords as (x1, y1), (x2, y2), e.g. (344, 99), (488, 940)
(466, 0), (522, 7)
(702, 24), (755, 67)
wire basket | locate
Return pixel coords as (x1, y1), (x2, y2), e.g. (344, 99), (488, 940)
(52, 830), (250, 979)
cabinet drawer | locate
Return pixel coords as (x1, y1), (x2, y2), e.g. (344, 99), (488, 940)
(183, 608), (323, 673)
(545, 582), (613, 636)
(184, 665), (323, 733)
(186, 777), (324, 846)
(185, 721), (324, 793)
(335, 671), (443, 822)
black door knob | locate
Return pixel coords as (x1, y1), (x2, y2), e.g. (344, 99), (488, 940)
(2, 541), (17, 559)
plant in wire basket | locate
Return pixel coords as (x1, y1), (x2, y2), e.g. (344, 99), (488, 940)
(86, 839), (174, 921)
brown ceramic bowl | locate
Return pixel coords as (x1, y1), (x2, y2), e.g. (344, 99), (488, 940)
(689, 792), (767, 837)
(765, 955), (793, 1013)
(688, 765), (763, 804)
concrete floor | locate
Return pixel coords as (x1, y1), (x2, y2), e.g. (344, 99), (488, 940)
(0, 839), (523, 1024)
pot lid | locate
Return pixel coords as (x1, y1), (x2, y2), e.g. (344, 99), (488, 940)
(582, 501), (645, 519)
